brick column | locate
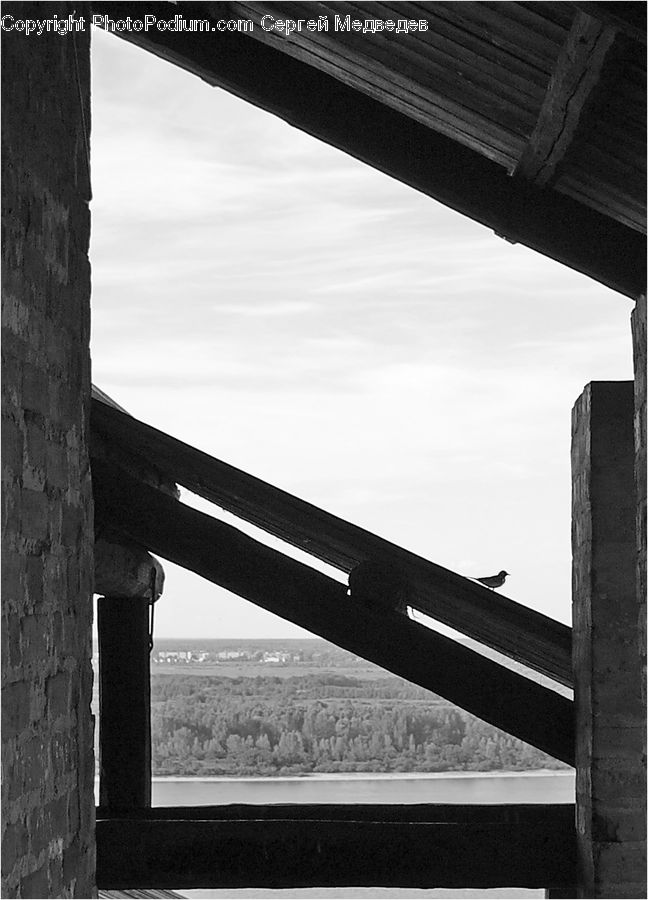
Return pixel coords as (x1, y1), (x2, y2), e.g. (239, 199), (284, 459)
(572, 381), (646, 898)
(1, 6), (95, 897)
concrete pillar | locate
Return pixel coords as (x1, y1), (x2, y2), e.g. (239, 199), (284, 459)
(572, 381), (646, 898)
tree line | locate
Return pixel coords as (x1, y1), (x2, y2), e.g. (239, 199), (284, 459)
(151, 673), (570, 777)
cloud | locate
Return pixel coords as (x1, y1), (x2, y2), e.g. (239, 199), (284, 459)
(90, 28), (632, 636)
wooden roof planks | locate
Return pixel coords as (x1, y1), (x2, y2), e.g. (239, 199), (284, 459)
(92, 0), (646, 294)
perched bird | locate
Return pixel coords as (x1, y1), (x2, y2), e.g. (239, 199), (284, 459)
(476, 570), (509, 589)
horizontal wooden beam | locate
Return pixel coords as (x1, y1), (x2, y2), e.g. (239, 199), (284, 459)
(96, 807), (576, 889)
(91, 456), (575, 764)
(91, 398), (573, 687)
(97, 802), (575, 825)
(92, 1), (645, 297)
(514, 12), (617, 185)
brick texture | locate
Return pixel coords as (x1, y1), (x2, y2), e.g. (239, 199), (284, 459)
(1, 4), (95, 897)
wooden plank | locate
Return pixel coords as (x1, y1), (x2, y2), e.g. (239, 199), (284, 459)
(91, 456), (575, 764)
(92, 1), (646, 296)
(570, 2), (647, 44)
(578, 136), (647, 189)
(390, 1), (552, 88)
(96, 813), (576, 889)
(228, 0), (530, 169)
(98, 596), (152, 810)
(91, 398), (573, 687)
(514, 12), (617, 185)
(432, 2), (565, 72)
(96, 802), (575, 825)
(232, 1), (542, 130)
(556, 171), (646, 234)
(347, 1), (548, 102)
(502, 2), (575, 40)
(410, 2), (561, 84)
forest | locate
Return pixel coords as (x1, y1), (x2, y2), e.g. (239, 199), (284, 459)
(151, 672), (570, 776)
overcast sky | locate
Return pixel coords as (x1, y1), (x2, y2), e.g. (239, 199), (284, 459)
(89, 26), (634, 639)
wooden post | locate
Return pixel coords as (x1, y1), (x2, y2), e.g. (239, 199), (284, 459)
(572, 381), (646, 898)
(631, 293), (647, 728)
(97, 596), (152, 810)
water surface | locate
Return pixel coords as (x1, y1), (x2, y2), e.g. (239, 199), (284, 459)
(152, 769), (574, 807)
(149, 771), (574, 900)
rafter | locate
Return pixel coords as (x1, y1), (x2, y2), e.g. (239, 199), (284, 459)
(91, 455), (575, 764)
(513, 12), (618, 186)
(91, 398), (573, 687)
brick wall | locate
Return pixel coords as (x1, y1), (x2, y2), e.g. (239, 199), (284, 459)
(1, 5), (95, 897)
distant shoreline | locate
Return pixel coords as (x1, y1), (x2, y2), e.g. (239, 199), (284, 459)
(150, 769), (574, 783)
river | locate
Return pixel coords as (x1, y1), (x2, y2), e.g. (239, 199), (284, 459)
(147, 770), (574, 899)
(152, 769), (574, 807)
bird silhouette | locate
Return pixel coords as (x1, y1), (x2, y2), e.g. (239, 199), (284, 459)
(476, 570), (509, 589)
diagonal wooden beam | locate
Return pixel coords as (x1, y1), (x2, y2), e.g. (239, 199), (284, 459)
(91, 398), (573, 687)
(513, 12), (618, 185)
(91, 1), (645, 296)
(91, 455), (575, 764)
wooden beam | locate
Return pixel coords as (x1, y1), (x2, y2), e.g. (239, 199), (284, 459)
(631, 295), (647, 681)
(97, 596), (152, 810)
(228, 0), (531, 169)
(572, 382), (646, 897)
(95, 538), (164, 600)
(97, 802), (575, 825)
(92, 1), (645, 297)
(91, 398), (573, 687)
(569, 2), (647, 44)
(95, 808), (576, 889)
(513, 12), (617, 185)
(91, 456), (575, 764)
